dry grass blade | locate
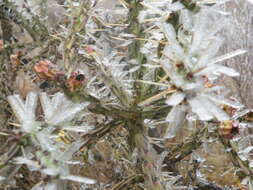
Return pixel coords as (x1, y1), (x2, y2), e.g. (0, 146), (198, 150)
(138, 88), (176, 106)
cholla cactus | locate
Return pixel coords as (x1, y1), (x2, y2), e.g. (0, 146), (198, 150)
(139, 0), (245, 121)
(7, 92), (95, 189)
(1, 0), (253, 189)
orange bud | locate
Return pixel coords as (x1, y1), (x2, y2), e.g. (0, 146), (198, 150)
(203, 75), (215, 88)
(204, 82), (214, 88)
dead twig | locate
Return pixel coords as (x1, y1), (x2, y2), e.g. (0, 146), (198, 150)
(108, 174), (142, 190)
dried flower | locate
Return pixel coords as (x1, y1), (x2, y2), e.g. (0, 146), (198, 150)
(10, 51), (22, 67)
(65, 72), (85, 92)
(85, 46), (95, 54)
(223, 104), (237, 116)
(34, 60), (58, 80)
(219, 120), (239, 138)
(0, 39), (3, 51)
